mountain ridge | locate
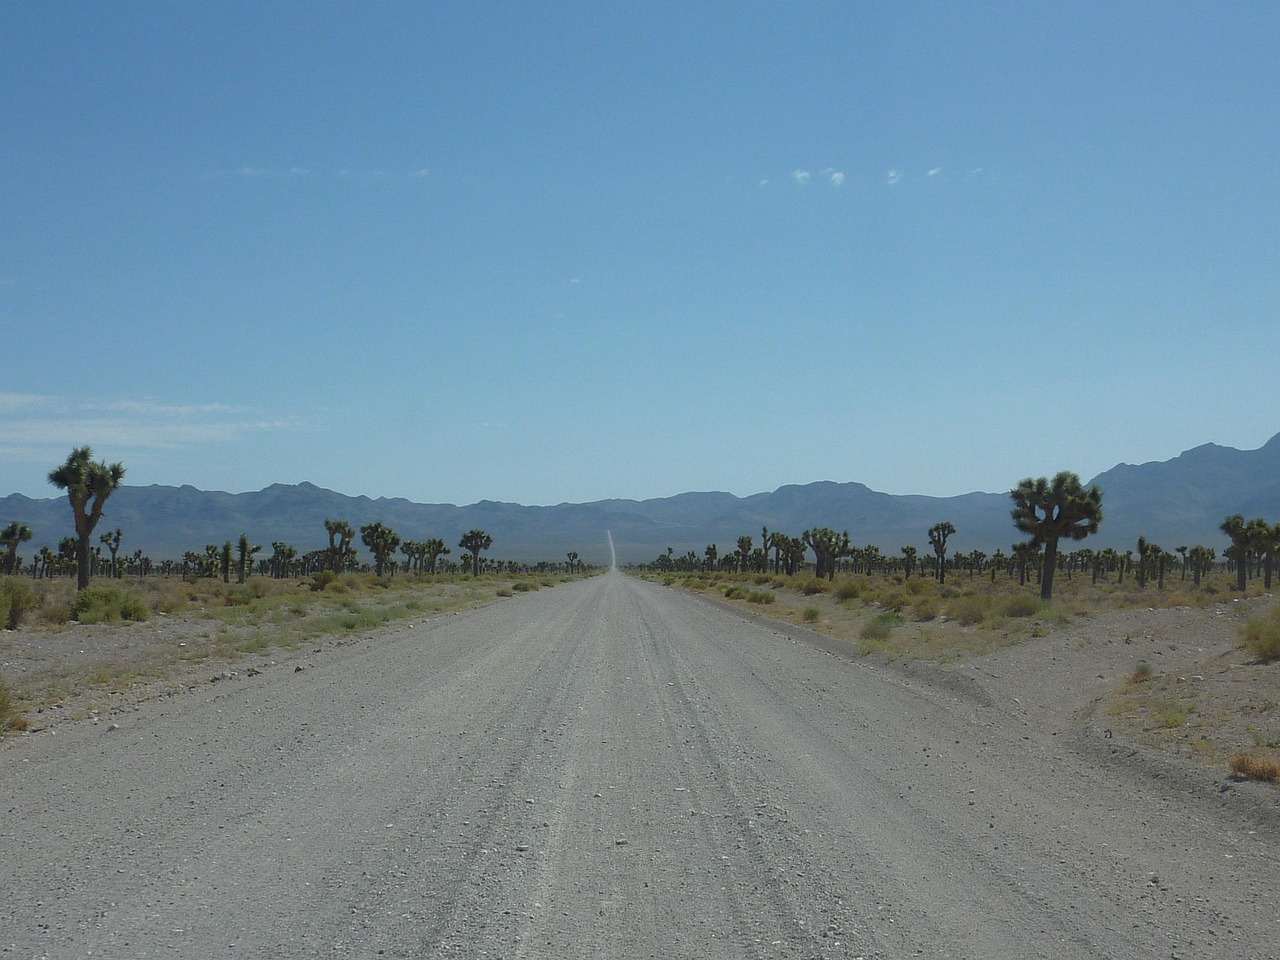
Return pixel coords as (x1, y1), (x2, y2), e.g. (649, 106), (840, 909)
(5, 433), (1279, 564)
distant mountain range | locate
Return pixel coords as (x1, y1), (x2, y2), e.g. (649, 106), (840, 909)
(5, 434), (1280, 564)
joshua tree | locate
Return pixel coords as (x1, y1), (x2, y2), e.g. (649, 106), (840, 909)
(927, 522), (955, 584)
(900, 545), (917, 579)
(1220, 515), (1251, 592)
(802, 527), (851, 581)
(220, 541), (233, 583)
(1010, 472), (1103, 601)
(704, 543), (718, 572)
(1188, 545), (1216, 587)
(48, 447), (126, 590)
(361, 522), (401, 577)
(1247, 518), (1279, 591)
(422, 538), (450, 574)
(324, 519), (356, 572)
(237, 533), (261, 584)
(1, 522), (33, 576)
(98, 527), (123, 578)
(459, 529), (493, 577)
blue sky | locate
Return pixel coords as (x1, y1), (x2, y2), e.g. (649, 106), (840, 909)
(3, 2), (1278, 506)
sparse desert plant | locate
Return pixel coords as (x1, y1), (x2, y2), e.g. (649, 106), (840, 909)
(949, 594), (989, 626)
(911, 597), (939, 621)
(1241, 609), (1280, 663)
(799, 578), (832, 596)
(0, 578), (38, 629)
(834, 580), (861, 601)
(512, 581), (538, 592)
(310, 570), (338, 592)
(724, 585), (746, 599)
(802, 606), (820, 623)
(1228, 751), (1280, 784)
(1001, 593), (1043, 619)
(0, 678), (28, 732)
(496, 587), (513, 597)
(747, 590), (776, 604)
(1130, 661), (1153, 683)
(70, 584), (150, 624)
(860, 611), (904, 642)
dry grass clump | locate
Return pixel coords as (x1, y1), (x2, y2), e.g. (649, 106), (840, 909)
(802, 606), (820, 623)
(1130, 661), (1153, 683)
(1241, 608), (1280, 663)
(747, 590), (776, 604)
(1228, 751), (1280, 784)
(0, 678), (29, 732)
(798, 577), (832, 596)
(0, 578), (40, 629)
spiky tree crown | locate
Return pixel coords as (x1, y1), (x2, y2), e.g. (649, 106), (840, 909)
(1010, 472), (1103, 543)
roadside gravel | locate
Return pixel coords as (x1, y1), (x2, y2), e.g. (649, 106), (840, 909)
(1, 572), (1277, 958)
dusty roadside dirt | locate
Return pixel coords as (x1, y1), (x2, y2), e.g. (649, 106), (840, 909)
(2, 572), (1278, 958)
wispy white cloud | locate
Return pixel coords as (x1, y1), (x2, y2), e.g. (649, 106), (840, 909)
(829, 171), (845, 186)
(791, 169), (811, 185)
(232, 166), (311, 179)
(886, 169), (903, 186)
(928, 167), (942, 177)
(0, 394), (298, 460)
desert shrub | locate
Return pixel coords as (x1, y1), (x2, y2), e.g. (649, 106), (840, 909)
(1241, 609), (1280, 663)
(769, 577), (788, 589)
(539, 578), (555, 587)
(1228, 752), (1280, 784)
(752, 574), (771, 585)
(70, 584), (150, 624)
(905, 577), (934, 596)
(877, 589), (909, 613)
(747, 590), (775, 604)
(799, 578), (831, 596)
(512, 581), (536, 592)
(1130, 661), (1153, 683)
(860, 611), (903, 642)
(949, 594), (990, 626)
(1001, 593), (1042, 618)
(0, 678), (27, 732)
(802, 606), (820, 623)
(0, 578), (38, 629)
(911, 597), (939, 622)
(723, 585), (746, 599)
(309, 570), (338, 592)
(496, 587), (513, 597)
(221, 585), (256, 607)
(834, 580), (861, 601)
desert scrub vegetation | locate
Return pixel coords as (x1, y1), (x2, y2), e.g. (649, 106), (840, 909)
(0, 678), (28, 732)
(1228, 751), (1280, 785)
(0, 577), (39, 629)
(1241, 607), (1280, 663)
(71, 584), (150, 624)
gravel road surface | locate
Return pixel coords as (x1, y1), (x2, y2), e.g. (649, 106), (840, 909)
(2, 572), (1276, 958)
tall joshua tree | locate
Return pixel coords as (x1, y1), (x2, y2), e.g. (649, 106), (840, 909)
(361, 522), (401, 577)
(1219, 515), (1250, 592)
(900, 545), (917, 579)
(927, 522), (955, 584)
(237, 533), (261, 584)
(802, 527), (851, 581)
(48, 447), (126, 590)
(1010, 472), (1103, 601)
(423, 538), (450, 574)
(459, 529), (493, 577)
(324, 519), (355, 572)
(1, 522), (33, 576)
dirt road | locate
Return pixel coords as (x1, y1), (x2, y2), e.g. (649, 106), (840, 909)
(2, 572), (1276, 958)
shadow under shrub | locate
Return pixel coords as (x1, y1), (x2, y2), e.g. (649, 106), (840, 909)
(70, 584), (151, 624)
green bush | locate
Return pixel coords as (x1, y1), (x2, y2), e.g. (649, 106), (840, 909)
(1001, 593), (1042, 618)
(834, 580), (861, 601)
(724, 585), (746, 599)
(0, 578), (38, 629)
(309, 570), (338, 592)
(802, 606), (820, 623)
(949, 594), (990, 626)
(911, 597), (939, 621)
(512, 581), (537, 592)
(70, 584), (151, 624)
(860, 611), (903, 642)
(1242, 609), (1280, 663)
(747, 590), (776, 604)
(799, 578), (832, 595)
